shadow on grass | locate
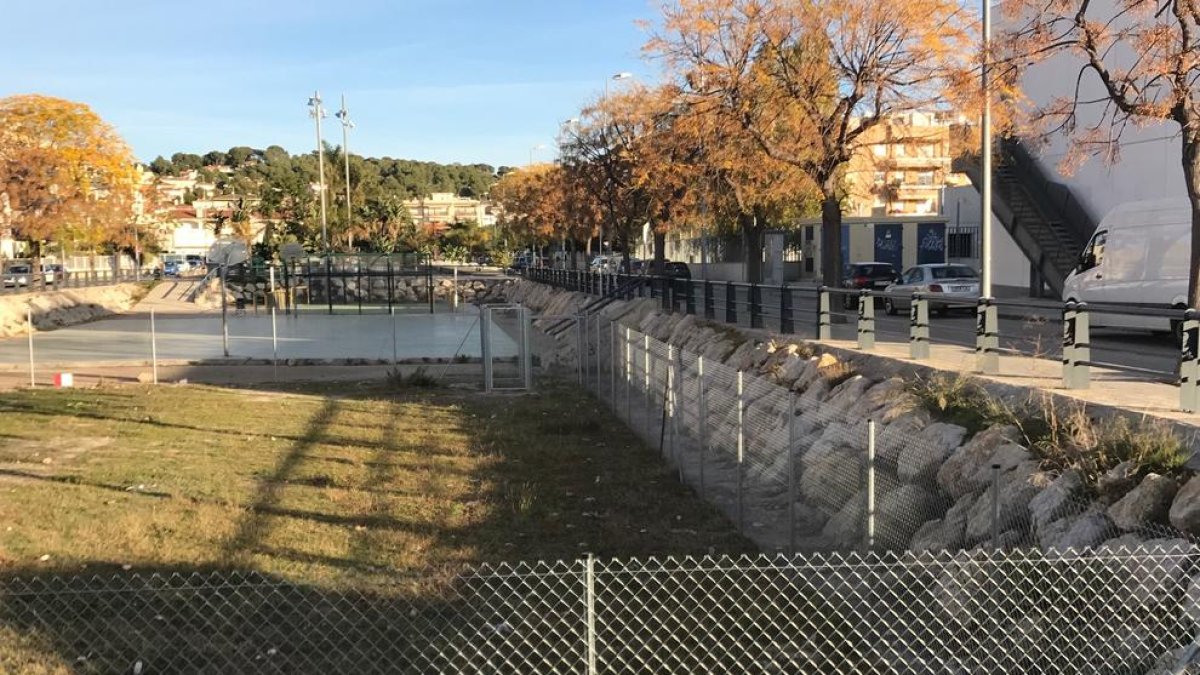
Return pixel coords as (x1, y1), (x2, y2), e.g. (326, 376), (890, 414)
(0, 377), (755, 672)
(0, 561), (586, 674)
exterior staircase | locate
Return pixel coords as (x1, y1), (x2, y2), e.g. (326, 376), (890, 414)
(956, 137), (1096, 297)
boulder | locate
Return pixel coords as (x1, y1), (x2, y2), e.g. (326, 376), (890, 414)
(1029, 469), (1084, 530)
(912, 491), (977, 552)
(1038, 511), (1112, 554)
(1107, 473), (1179, 531)
(896, 422), (968, 484)
(821, 489), (867, 548)
(964, 463), (1045, 544)
(1097, 461), (1140, 498)
(875, 413), (930, 465)
(909, 519), (948, 552)
(874, 484), (941, 549)
(1099, 537), (1194, 611)
(1169, 475), (1200, 536)
(800, 452), (862, 511)
(936, 424), (1022, 498)
(824, 375), (872, 414)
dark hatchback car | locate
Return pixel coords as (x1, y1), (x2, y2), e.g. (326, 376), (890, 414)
(841, 262), (900, 308)
(663, 262), (691, 279)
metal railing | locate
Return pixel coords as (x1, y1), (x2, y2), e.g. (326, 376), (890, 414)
(0, 268), (148, 296)
(527, 267), (1200, 413)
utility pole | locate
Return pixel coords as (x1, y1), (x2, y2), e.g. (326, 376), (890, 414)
(336, 95), (354, 248)
(307, 91), (329, 252)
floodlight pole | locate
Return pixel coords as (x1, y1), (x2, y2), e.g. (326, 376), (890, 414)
(309, 91), (329, 253)
(220, 264), (229, 357)
(337, 95), (354, 248)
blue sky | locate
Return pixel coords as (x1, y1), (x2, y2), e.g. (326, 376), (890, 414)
(3, 0), (658, 168)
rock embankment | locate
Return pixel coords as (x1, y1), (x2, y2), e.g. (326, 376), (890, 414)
(0, 284), (146, 338)
(202, 276), (515, 309)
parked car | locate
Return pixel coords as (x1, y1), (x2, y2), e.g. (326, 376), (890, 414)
(185, 254), (205, 272)
(1063, 197), (1190, 339)
(163, 260), (182, 277)
(41, 264), (66, 284)
(882, 264), (981, 315)
(2, 264), (32, 288)
(841, 262), (901, 308)
(664, 262), (691, 280)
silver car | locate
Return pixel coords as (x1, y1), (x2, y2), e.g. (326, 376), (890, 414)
(2, 264), (32, 288)
(882, 264), (981, 315)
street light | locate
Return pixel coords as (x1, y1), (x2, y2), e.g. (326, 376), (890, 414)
(335, 94), (355, 248)
(600, 72), (634, 270)
(980, 0), (993, 299)
(529, 143), (546, 166)
(307, 91), (329, 252)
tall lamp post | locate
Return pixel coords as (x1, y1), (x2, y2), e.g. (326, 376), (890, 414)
(980, 1), (993, 298)
(335, 95), (355, 249)
(307, 91), (329, 253)
(602, 72), (633, 270)
(528, 143), (546, 167)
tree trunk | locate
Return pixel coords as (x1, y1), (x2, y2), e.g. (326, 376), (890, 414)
(653, 230), (667, 275)
(820, 189), (842, 287)
(1185, 136), (1200, 309)
(740, 211), (764, 284)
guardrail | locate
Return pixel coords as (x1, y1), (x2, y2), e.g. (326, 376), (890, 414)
(0, 268), (151, 296)
(524, 267), (1200, 414)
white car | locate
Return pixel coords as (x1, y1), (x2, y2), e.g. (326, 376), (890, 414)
(2, 264), (32, 288)
(882, 264), (981, 315)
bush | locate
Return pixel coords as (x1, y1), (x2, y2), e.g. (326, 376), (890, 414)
(385, 366), (440, 389)
(909, 374), (1188, 483)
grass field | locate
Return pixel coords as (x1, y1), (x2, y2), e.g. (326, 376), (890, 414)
(0, 379), (750, 672)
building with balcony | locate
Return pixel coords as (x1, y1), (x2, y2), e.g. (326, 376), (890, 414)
(845, 111), (972, 218)
(402, 192), (496, 229)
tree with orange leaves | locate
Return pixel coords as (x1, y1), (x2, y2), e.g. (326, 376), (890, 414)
(1000, 0), (1200, 308)
(649, 0), (975, 285)
(491, 163), (568, 253)
(0, 95), (138, 266)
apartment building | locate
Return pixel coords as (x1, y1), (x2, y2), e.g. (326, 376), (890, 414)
(845, 111), (971, 218)
(403, 192), (496, 230)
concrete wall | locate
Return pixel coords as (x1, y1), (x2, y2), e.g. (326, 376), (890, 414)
(1003, 0), (1184, 222)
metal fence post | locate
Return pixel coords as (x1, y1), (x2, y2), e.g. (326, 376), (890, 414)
(271, 304), (279, 381)
(610, 320), (617, 404)
(749, 283), (763, 328)
(1073, 303), (1090, 389)
(27, 305), (35, 388)
(736, 370), (745, 534)
(585, 553), (597, 675)
(865, 419), (876, 550)
(685, 280), (696, 316)
(817, 287), (831, 340)
(578, 315), (587, 386)
(643, 334), (652, 412)
(857, 290), (875, 350)
(522, 306), (533, 390)
(1062, 302), (1077, 389)
(788, 396), (798, 554)
(910, 293), (930, 359)
(975, 297), (999, 374)
(698, 355), (707, 499)
(391, 307), (398, 366)
(1181, 309), (1200, 413)
(704, 281), (715, 320)
(625, 327), (632, 422)
(780, 285), (794, 334)
(150, 308), (159, 385)
(725, 282), (737, 324)
(666, 344), (676, 466)
(481, 307), (494, 391)
(990, 463), (1001, 549)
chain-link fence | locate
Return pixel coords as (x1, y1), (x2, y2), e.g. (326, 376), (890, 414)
(3, 545), (1198, 673)
(573, 313), (1188, 557)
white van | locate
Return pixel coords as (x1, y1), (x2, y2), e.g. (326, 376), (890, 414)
(1062, 198), (1191, 335)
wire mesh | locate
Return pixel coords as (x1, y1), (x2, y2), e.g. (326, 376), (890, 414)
(4, 546), (1199, 673)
